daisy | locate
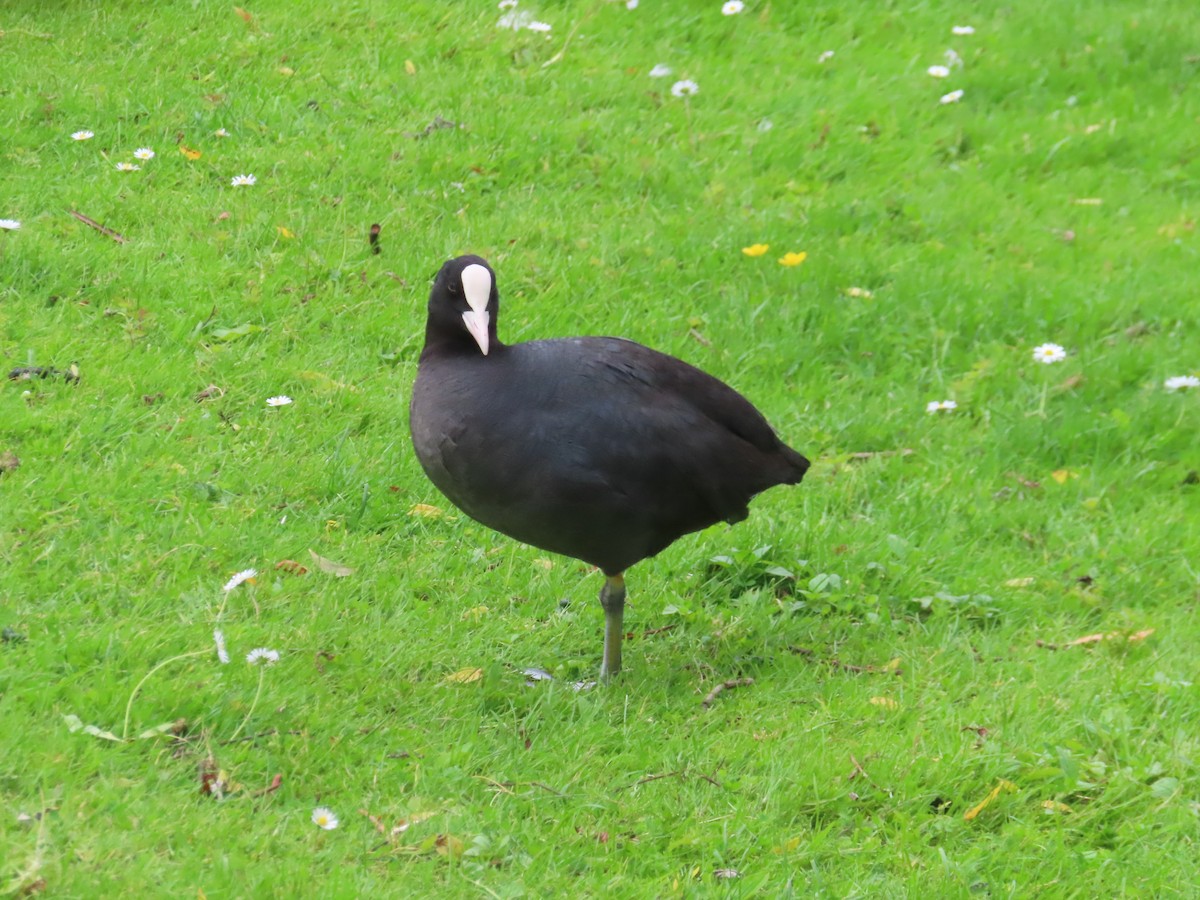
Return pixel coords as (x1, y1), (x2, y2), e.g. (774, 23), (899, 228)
(626, 0), (639, 8)
(133, 148), (155, 160)
(266, 395), (293, 407)
(223, 568), (258, 591)
(527, 20), (551, 32)
(71, 130), (94, 141)
(213, 628), (230, 664)
(115, 162), (141, 172)
(0, 219), (20, 231)
(312, 807), (339, 830)
(940, 89), (965, 104)
(952, 25), (975, 36)
(215, 127), (230, 138)
(1164, 375), (1199, 392)
(722, 1), (745, 14)
(927, 65), (951, 78)
(231, 174), (256, 187)
(246, 647), (280, 666)
(670, 79), (699, 98)
(648, 63), (673, 78)
(742, 243), (770, 257)
(845, 286), (874, 298)
(778, 251), (807, 267)
(818, 50), (835, 63)
(1032, 342), (1067, 364)
(926, 400), (958, 413)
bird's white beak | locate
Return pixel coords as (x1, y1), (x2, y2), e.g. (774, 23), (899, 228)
(462, 309), (490, 356)
(461, 263), (492, 356)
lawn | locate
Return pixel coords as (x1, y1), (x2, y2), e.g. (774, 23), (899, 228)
(1, 0), (1198, 895)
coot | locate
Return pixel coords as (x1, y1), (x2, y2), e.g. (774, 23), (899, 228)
(410, 255), (809, 679)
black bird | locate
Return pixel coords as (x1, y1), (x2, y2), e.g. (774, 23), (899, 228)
(410, 255), (810, 679)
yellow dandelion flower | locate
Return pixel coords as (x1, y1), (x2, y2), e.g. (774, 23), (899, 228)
(741, 243), (770, 257)
(778, 251), (808, 267)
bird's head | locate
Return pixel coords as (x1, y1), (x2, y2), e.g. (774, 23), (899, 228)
(427, 255), (498, 356)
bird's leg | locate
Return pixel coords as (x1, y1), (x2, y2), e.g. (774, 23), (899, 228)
(598, 573), (626, 681)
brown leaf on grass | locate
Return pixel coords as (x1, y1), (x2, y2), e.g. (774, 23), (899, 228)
(0, 451), (19, 474)
(274, 559), (309, 575)
(963, 779), (1018, 821)
(308, 549), (354, 577)
(408, 503), (443, 518)
(1054, 374), (1085, 393)
(444, 667), (483, 684)
(434, 834), (465, 858)
(1063, 628), (1154, 648)
(179, 144), (202, 161)
(234, 7), (253, 23)
(404, 59), (416, 75)
(194, 384), (224, 402)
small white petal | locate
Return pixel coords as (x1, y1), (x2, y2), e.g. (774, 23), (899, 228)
(927, 65), (951, 78)
(649, 63), (673, 78)
(952, 25), (975, 36)
(818, 50), (835, 63)
(1164, 375), (1200, 393)
(626, 0), (639, 8)
(213, 629), (230, 664)
(223, 568), (258, 591)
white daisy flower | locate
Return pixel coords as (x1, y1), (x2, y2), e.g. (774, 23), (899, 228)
(927, 65), (951, 78)
(722, 0), (745, 14)
(312, 807), (339, 830)
(213, 629), (230, 664)
(246, 647), (280, 666)
(115, 162), (141, 172)
(926, 400), (958, 413)
(626, 0), (638, 8)
(498, 0), (517, 7)
(526, 20), (551, 32)
(71, 130), (95, 141)
(940, 89), (965, 104)
(670, 79), (699, 98)
(649, 63), (673, 78)
(952, 25), (975, 36)
(266, 395), (293, 407)
(944, 48), (963, 68)
(0, 219), (20, 231)
(1164, 375), (1200, 393)
(223, 568), (258, 591)
(215, 127), (230, 138)
(818, 50), (835, 63)
(1032, 343), (1067, 364)
(231, 174), (256, 187)
(133, 148), (155, 160)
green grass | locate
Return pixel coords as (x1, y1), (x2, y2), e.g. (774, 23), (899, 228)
(2, 0), (1199, 895)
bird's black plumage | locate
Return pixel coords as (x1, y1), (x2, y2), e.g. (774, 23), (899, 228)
(409, 255), (809, 677)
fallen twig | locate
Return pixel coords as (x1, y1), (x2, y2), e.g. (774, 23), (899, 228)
(251, 774), (283, 797)
(845, 448), (914, 462)
(788, 645), (903, 676)
(702, 677), (754, 709)
(68, 208), (127, 244)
